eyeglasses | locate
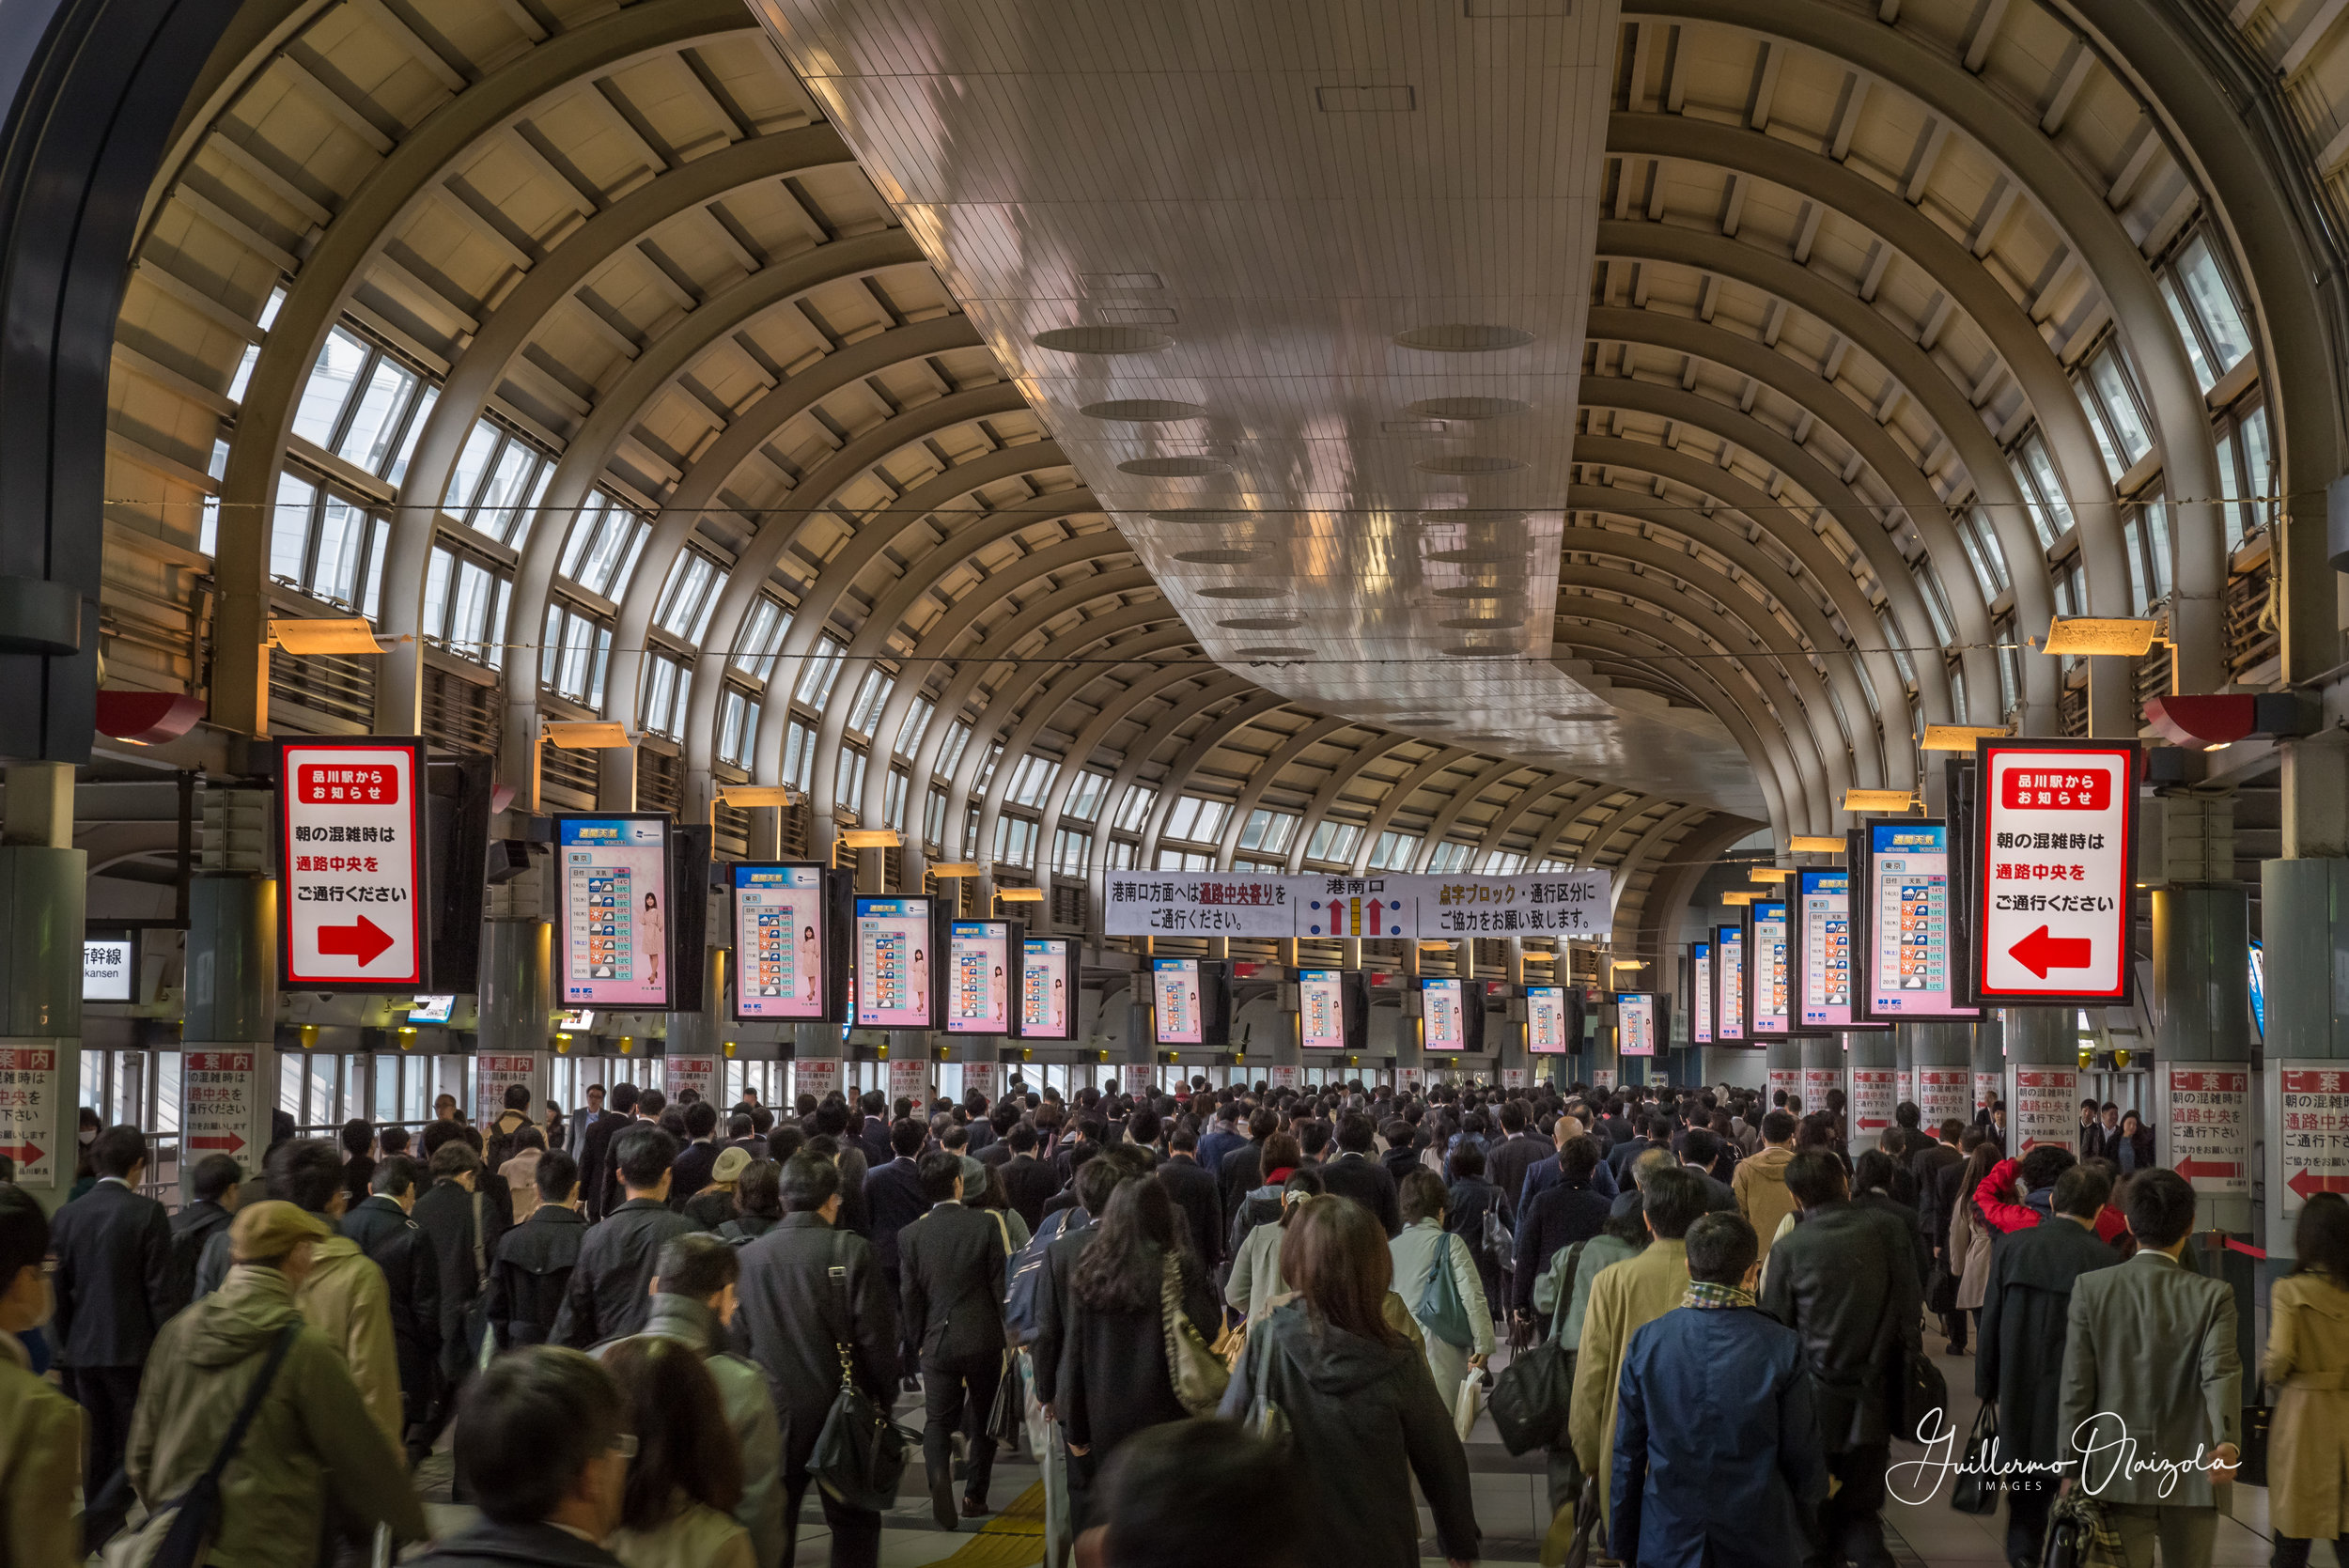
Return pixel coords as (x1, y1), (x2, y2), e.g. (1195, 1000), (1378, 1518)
(607, 1434), (639, 1461)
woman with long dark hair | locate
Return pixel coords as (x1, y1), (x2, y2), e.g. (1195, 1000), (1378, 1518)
(1946, 1141), (2001, 1352)
(1220, 1196), (1478, 1568)
(599, 1336), (751, 1568)
(2267, 1192), (2349, 1567)
(1055, 1176), (1221, 1502)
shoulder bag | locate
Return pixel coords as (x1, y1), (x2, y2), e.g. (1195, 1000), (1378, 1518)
(1541, 1474), (1603, 1568)
(807, 1234), (914, 1513)
(1412, 1233), (1477, 1349)
(1491, 1240), (1585, 1455)
(1951, 1401), (2000, 1514)
(113, 1323), (303, 1568)
(1241, 1323), (1291, 1450)
(1160, 1252), (1230, 1416)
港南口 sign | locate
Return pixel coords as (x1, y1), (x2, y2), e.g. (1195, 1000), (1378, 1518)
(1973, 739), (2137, 1006)
(1102, 870), (1610, 939)
(275, 737), (429, 989)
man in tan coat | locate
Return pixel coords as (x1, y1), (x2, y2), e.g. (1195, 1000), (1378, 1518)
(270, 1138), (405, 1452)
(1569, 1165), (1706, 1533)
(1733, 1110), (1800, 1257)
(0, 1195), (83, 1567)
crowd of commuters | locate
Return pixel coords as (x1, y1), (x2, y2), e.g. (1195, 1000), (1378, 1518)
(0, 1072), (2316, 1568)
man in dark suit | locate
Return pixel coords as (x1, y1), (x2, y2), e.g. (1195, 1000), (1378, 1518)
(999, 1123), (1057, 1231)
(1052, 1115), (1108, 1188)
(578, 1080), (637, 1221)
(553, 1126), (693, 1347)
(738, 1152), (900, 1568)
(1217, 1106), (1278, 1222)
(1155, 1123), (1224, 1269)
(1607, 1113), (1671, 1179)
(898, 1150), (1011, 1529)
(341, 1155), (443, 1461)
(1196, 1101), (1248, 1176)
(165, 1151), (241, 1312)
(1031, 1149), (1151, 1538)
(50, 1125), (174, 1544)
(1486, 1101), (1547, 1221)
(857, 1091), (893, 1169)
(863, 1119), (931, 1387)
(1318, 1112), (1402, 1236)
(566, 1083), (604, 1158)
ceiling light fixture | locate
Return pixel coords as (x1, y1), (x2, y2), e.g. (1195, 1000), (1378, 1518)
(1921, 724), (2011, 751)
(714, 784), (796, 808)
(1843, 788), (1921, 813)
(2041, 615), (2160, 658)
(543, 722), (631, 750)
(1788, 835), (1845, 854)
(270, 617), (388, 656)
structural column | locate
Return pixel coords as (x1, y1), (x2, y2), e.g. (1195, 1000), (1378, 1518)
(1798, 1036), (1842, 1123)
(663, 947), (727, 1104)
(2003, 1007), (2078, 1152)
(1395, 944), (1426, 1093)
(474, 865), (552, 1120)
(1847, 1032), (1898, 1149)
(2152, 885), (2253, 1234)
(1498, 939), (1529, 1091)
(2263, 734), (2349, 1257)
(181, 784), (277, 1207)
(1906, 1021), (1972, 1132)
(0, 763), (84, 1209)
(1971, 1015), (2006, 1121)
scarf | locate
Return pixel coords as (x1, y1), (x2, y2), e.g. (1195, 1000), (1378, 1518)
(1681, 1281), (1756, 1311)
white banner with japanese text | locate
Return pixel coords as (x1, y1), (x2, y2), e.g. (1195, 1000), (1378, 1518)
(1102, 870), (1611, 939)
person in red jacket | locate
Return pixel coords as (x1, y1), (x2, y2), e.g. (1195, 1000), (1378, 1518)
(1974, 1144), (2131, 1247)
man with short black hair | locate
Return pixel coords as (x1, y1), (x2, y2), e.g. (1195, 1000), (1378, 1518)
(580, 1081), (638, 1222)
(255, 1136), (408, 1460)
(1610, 1212), (1825, 1568)
(738, 1153), (900, 1568)
(567, 1082), (605, 1160)
(50, 1123), (172, 1543)
(865, 1117), (932, 1387)
(168, 1150), (242, 1310)
(670, 1098), (723, 1204)
(1218, 1107), (1280, 1222)
(1734, 1109), (1801, 1259)
(2056, 1168), (2240, 1568)
(1760, 1149), (1921, 1568)
(341, 1155), (442, 1461)
(1196, 1101), (1248, 1176)
(412, 1137), (506, 1434)
(1157, 1123), (1223, 1271)
(553, 1126), (694, 1347)
(1513, 1135), (1612, 1322)
(1001, 1122), (1055, 1231)
(486, 1149), (587, 1349)
(1487, 1100), (1545, 1221)
(593, 1234), (783, 1566)
(1318, 1111), (1402, 1236)
(406, 1346), (630, 1567)
(899, 1149), (1010, 1529)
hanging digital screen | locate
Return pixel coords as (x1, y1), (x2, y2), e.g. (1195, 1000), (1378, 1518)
(2250, 940), (2265, 1041)
(556, 815), (672, 1009)
(732, 862), (833, 1021)
(1153, 957), (1205, 1045)
(1299, 970), (1346, 1050)
(1616, 992), (1658, 1056)
(1748, 899), (1792, 1036)
(854, 896), (935, 1029)
(1527, 985), (1572, 1054)
(944, 920), (1016, 1035)
(1691, 941), (1712, 1044)
(1019, 938), (1077, 1041)
(1714, 923), (1748, 1043)
(406, 994), (455, 1024)
(1795, 868), (1873, 1032)
(1858, 819), (1977, 1021)
(1422, 976), (1482, 1052)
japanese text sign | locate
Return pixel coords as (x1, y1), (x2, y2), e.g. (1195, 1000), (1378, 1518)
(1974, 740), (2136, 1004)
(276, 737), (428, 989)
(1103, 870), (1610, 939)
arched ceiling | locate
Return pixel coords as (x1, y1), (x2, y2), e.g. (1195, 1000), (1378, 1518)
(87, 0), (2349, 949)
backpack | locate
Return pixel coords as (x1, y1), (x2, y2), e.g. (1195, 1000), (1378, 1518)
(1412, 1234), (1477, 1349)
(1003, 1208), (1078, 1345)
(1481, 1205), (1515, 1272)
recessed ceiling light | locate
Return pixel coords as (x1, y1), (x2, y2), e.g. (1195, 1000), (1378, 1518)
(1218, 614), (1306, 630)
(1119, 457), (1228, 476)
(1083, 398), (1207, 422)
(1149, 508), (1255, 524)
(1034, 325), (1169, 354)
(1546, 711), (1620, 722)
(1415, 456), (1525, 474)
(1394, 324), (1535, 352)
(1173, 548), (1265, 565)
(1408, 396), (1531, 420)
(1197, 585), (1286, 599)
(1233, 645), (1312, 659)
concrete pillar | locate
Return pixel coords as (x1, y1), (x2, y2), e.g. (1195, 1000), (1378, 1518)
(2152, 887), (2253, 1234)
(597, 747), (635, 812)
(1585, 1000), (1618, 1093)
(2003, 1006), (2078, 1154)
(1498, 939), (1528, 1091)
(1124, 998), (1153, 1093)
(1892, 1025), (1915, 1123)
(662, 947), (728, 1104)
(1396, 943), (1425, 1093)
(1847, 1032), (1898, 1150)
(1972, 1015), (2006, 1123)
(182, 852), (277, 1206)
(0, 762), (85, 1209)
(1798, 1036), (1841, 1125)
(793, 1020), (843, 1106)
(1906, 1021), (1973, 1132)
(474, 916), (552, 1119)
(2259, 858), (2349, 1257)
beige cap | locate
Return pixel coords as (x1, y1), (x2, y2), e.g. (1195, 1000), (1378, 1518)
(710, 1146), (753, 1186)
(229, 1200), (330, 1263)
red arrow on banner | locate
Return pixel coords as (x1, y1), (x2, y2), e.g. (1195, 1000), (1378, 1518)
(2009, 924), (2092, 979)
(2289, 1169), (2349, 1201)
(0, 1143), (42, 1167)
(2176, 1157), (2243, 1182)
(188, 1133), (245, 1154)
(316, 915), (394, 966)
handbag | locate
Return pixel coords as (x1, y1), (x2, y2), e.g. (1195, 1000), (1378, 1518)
(111, 1324), (302, 1568)
(1241, 1326), (1291, 1450)
(806, 1236), (914, 1513)
(2043, 1490), (2119, 1568)
(1542, 1474), (1603, 1568)
(1925, 1259), (1959, 1316)
(1212, 1317), (1248, 1373)
(2237, 1402), (2272, 1487)
(1897, 1343), (1949, 1441)
(1481, 1205), (1515, 1272)
(1951, 1401), (1999, 1514)
(985, 1351), (1023, 1452)
(1490, 1338), (1575, 1455)
(1160, 1252), (1230, 1416)
(1413, 1234), (1478, 1349)
(1452, 1375), (1482, 1442)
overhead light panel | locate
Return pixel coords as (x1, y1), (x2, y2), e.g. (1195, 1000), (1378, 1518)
(270, 617), (386, 656)
(840, 828), (901, 849)
(2043, 616), (2158, 658)
(1749, 867), (1791, 883)
(1609, 958), (1647, 970)
(715, 784), (796, 808)
(543, 722), (630, 750)
(1721, 890), (1758, 906)
(995, 886), (1046, 904)
(928, 862), (981, 877)
(1843, 788), (1920, 813)
(1921, 724), (2011, 751)
(1788, 835), (1844, 854)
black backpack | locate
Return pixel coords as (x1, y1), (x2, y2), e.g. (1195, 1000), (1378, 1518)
(1002, 1208), (1079, 1345)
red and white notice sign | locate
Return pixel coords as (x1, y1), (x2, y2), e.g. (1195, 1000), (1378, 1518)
(1851, 1068), (1897, 1142)
(1267, 1065), (1300, 1092)
(1918, 1067), (1970, 1130)
(0, 1048), (58, 1183)
(667, 1056), (719, 1104)
(2165, 1066), (2248, 1194)
(1588, 1067), (1614, 1092)
(887, 1058), (929, 1107)
(1501, 1067), (1529, 1090)
(1975, 1071), (2002, 1117)
(793, 1059), (842, 1103)
(1397, 1065), (1425, 1092)
(1802, 1065), (1839, 1116)
(277, 738), (428, 988)
(474, 1053), (541, 1120)
(1767, 1066), (1800, 1109)
(1974, 740), (2136, 1005)
(2275, 1063), (2349, 1219)
(1896, 1068), (1914, 1113)
(2010, 1064), (2078, 1152)
(963, 1061), (999, 1104)
(185, 1050), (259, 1163)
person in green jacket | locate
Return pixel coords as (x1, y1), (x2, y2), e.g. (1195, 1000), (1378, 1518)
(117, 1202), (428, 1567)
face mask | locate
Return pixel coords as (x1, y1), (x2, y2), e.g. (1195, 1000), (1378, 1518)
(78, 1129), (96, 1146)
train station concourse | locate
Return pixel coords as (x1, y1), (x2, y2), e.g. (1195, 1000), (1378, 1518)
(6, 0), (2349, 1562)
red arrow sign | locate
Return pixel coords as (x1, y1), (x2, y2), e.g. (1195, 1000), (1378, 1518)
(316, 914), (394, 967)
(2009, 924), (2092, 979)
(2176, 1157), (2243, 1182)
(188, 1133), (245, 1154)
(0, 1143), (43, 1167)
(2290, 1169), (2349, 1202)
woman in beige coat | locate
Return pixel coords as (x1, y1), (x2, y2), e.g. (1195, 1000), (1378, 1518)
(2266, 1193), (2349, 1565)
(1948, 1145), (1998, 1346)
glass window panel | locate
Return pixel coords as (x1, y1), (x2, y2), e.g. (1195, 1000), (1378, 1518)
(423, 547), (455, 640)
(1113, 785), (1156, 832)
(314, 495), (368, 607)
(796, 636), (847, 707)
(644, 657), (681, 736)
(542, 605), (564, 688)
(271, 472), (316, 584)
(2157, 274), (2218, 393)
(447, 422), (501, 517)
(719, 691), (749, 766)
(937, 722), (972, 777)
(472, 439), (539, 544)
(292, 328), (369, 448)
(387, 385), (438, 487)
(2087, 349), (2153, 469)
(2178, 236), (2253, 372)
(487, 579), (510, 670)
(732, 598), (790, 683)
(510, 463), (552, 552)
(2017, 434), (2073, 550)
(848, 671), (894, 735)
(885, 768), (908, 830)
(2146, 499), (2172, 601)
(337, 357), (416, 474)
(2241, 405), (2275, 537)
(2121, 515), (2149, 613)
(363, 528), (388, 624)
(926, 787), (947, 843)
(587, 627), (611, 709)
(1053, 827), (1091, 874)
(1065, 769), (1109, 822)
(1306, 820), (1361, 863)
(785, 722), (815, 791)
(894, 697), (935, 757)
(558, 495), (606, 582)
(450, 559), (493, 650)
